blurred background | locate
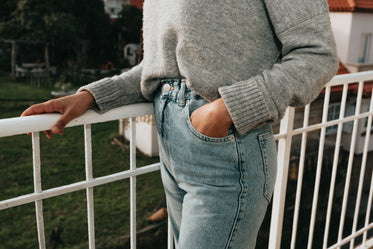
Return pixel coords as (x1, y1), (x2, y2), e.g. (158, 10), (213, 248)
(0, 0), (144, 91)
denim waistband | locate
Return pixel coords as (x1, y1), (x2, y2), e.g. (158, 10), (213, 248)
(160, 79), (198, 106)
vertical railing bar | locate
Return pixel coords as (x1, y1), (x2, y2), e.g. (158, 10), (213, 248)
(85, 124), (93, 180)
(307, 86), (331, 249)
(290, 104), (310, 249)
(32, 132), (46, 249)
(363, 169), (373, 246)
(362, 89), (373, 245)
(168, 217), (174, 249)
(130, 117), (137, 249)
(268, 107), (295, 249)
(84, 124), (95, 249)
(323, 83), (349, 249)
(2, 73), (373, 249)
(350, 85), (373, 248)
(337, 81), (364, 248)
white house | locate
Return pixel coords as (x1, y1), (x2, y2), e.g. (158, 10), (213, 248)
(328, 0), (373, 72)
(103, 0), (143, 19)
(326, 0), (373, 153)
(123, 43), (139, 66)
(103, 0), (130, 19)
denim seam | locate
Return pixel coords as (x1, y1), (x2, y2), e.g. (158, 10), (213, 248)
(158, 98), (171, 137)
(225, 139), (245, 249)
(259, 131), (274, 203)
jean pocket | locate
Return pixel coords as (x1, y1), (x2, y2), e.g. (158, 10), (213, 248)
(184, 102), (235, 143)
(258, 131), (277, 203)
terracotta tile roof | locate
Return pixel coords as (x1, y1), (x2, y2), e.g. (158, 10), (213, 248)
(337, 61), (350, 75)
(130, 0), (143, 10)
(328, 0), (373, 12)
(320, 60), (373, 96)
(347, 81), (373, 96)
(323, 81), (373, 96)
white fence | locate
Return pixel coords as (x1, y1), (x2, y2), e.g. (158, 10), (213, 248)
(0, 71), (373, 249)
(0, 104), (172, 249)
(269, 71), (373, 249)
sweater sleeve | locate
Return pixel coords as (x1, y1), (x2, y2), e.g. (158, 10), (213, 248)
(77, 63), (147, 113)
(218, 0), (338, 135)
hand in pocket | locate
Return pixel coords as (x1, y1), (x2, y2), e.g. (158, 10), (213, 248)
(190, 98), (232, 138)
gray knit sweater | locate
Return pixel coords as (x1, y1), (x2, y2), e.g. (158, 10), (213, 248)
(80, 0), (338, 135)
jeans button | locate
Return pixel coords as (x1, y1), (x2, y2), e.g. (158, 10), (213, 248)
(163, 83), (171, 92)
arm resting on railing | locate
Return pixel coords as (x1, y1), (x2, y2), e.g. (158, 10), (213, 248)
(0, 103), (154, 138)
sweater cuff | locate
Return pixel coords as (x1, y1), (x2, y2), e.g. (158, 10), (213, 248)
(218, 78), (271, 135)
(77, 77), (120, 113)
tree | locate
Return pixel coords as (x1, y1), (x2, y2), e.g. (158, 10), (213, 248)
(113, 4), (142, 46)
(0, 0), (18, 23)
(0, 0), (114, 69)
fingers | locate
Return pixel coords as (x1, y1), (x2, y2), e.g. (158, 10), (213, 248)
(21, 100), (65, 138)
(44, 130), (53, 139)
(25, 113), (67, 138)
(51, 113), (71, 135)
(21, 92), (95, 138)
(21, 101), (56, 117)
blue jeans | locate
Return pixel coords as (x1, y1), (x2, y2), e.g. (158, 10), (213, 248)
(154, 79), (277, 249)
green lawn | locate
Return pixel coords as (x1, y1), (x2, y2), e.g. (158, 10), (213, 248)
(0, 74), (165, 249)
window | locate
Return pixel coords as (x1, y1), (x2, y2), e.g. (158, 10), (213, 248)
(127, 47), (134, 56)
(358, 33), (372, 63)
(326, 103), (340, 135)
(326, 102), (355, 135)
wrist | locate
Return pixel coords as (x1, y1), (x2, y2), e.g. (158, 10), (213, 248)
(79, 90), (96, 109)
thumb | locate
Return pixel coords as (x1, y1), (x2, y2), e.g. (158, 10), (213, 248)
(51, 113), (71, 135)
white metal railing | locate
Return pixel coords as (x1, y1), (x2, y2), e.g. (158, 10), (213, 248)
(0, 103), (173, 249)
(0, 71), (373, 249)
(269, 71), (373, 249)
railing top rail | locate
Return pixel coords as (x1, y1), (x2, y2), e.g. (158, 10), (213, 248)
(326, 70), (373, 86)
(1, 71), (373, 138)
(0, 102), (154, 138)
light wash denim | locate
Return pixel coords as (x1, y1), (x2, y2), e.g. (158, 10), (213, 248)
(154, 79), (277, 249)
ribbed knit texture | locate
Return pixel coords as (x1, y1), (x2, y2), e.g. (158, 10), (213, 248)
(219, 79), (271, 135)
(79, 0), (338, 135)
(78, 63), (147, 111)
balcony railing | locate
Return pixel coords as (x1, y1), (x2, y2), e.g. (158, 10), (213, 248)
(0, 71), (373, 249)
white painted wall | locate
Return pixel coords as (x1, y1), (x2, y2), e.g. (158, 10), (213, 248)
(329, 12), (373, 72)
(124, 115), (159, 157)
(329, 12), (353, 64)
(349, 13), (373, 64)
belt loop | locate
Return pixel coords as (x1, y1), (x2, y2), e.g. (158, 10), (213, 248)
(178, 80), (186, 106)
